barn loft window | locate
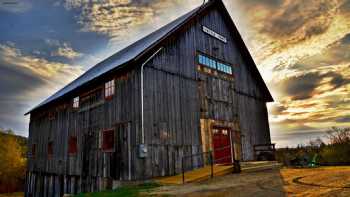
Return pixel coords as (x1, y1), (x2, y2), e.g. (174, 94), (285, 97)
(197, 54), (233, 75)
(217, 62), (232, 75)
(48, 141), (53, 157)
(68, 136), (78, 155)
(102, 129), (114, 152)
(105, 79), (115, 99)
(73, 96), (79, 109)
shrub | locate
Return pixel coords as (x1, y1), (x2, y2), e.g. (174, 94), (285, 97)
(276, 127), (350, 166)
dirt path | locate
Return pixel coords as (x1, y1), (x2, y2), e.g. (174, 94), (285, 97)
(146, 167), (350, 197)
(281, 166), (350, 197)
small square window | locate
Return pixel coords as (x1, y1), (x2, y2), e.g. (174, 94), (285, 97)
(105, 79), (115, 99)
(198, 55), (204, 64)
(73, 97), (79, 109)
(68, 136), (78, 155)
(227, 66), (232, 74)
(211, 59), (216, 69)
(102, 129), (115, 152)
(205, 57), (210, 67)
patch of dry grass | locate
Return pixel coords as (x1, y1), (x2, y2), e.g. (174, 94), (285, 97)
(0, 192), (24, 197)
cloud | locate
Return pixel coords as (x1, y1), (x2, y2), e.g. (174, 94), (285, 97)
(290, 33), (350, 71)
(51, 43), (82, 59)
(269, 103), (287, 115)
(261, 0), (336, 40)
(230, 0), (350, 80)
(45, 39), (61, 47)
(0, 44), (83, 79)
(340, 0), (350, 13)
(233, 0), (350, 137)
(0, 0), (31, 13)
(336, 116), (350, 123)
(63, 0), (201, 43)
(275, 72), (322, 100)
(0, 43), (84, 134)
(44, 39), (82, 59)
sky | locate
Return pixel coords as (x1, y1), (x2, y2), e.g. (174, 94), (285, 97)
(0, 0), (349, 147)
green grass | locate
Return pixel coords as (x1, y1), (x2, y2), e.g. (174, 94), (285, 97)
(74, 182), (160, 197)
(0, 192), (24, 197)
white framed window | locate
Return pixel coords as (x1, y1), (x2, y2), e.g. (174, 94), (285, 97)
(105, 79), (115, 99)
(73, 96), (79, 109)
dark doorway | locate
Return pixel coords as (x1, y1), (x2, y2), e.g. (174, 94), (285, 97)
(110, 122), (131, 181)
(81, 133), (93, 192)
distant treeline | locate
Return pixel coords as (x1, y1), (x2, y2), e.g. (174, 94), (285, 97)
(276, 127), (350, 166)
(0, 129), (27, 193)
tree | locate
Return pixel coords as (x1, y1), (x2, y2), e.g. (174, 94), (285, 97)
(0, 133), (27, 193)
(326, 127), (350, 145)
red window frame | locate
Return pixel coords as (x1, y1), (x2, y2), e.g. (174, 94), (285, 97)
(104, 79), (115, 99)
(102, 129), (115, 152)
(68, 136), (78, 155)
(48, 141), (53, 157)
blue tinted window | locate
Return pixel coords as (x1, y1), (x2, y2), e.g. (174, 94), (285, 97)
(227, 66), (232, 74)
(211, 59), (216, 69)
(198, 55), (203, 64)
(197, 54), (232, 75)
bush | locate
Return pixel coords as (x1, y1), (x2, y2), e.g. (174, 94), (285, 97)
(276, 127), (350, 166)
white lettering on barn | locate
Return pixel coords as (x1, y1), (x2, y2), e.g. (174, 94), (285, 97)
(202, 26), (227, 43)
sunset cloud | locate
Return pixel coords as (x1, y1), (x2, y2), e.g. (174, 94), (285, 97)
(63, 0), (200, 43)
(227, 0), (350, 137)
(0, 44), (83, 80)
(0, 43), (84, 133)
(51, 43), (82, 60)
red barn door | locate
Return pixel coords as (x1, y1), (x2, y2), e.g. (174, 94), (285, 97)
(212, 127), (232, 164)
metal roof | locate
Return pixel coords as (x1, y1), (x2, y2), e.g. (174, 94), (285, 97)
(26, 0), (273, 115)
(26, 3), (204, 115)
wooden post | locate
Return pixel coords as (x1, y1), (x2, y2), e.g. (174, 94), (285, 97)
(182, 157), (185, 184)
(210, 151), (214, 178)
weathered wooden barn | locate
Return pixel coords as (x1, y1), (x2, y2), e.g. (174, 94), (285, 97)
(25, 0), (273, 196)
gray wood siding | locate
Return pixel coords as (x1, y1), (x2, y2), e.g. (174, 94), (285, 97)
(27, 70), (143, 196)
(146, 6), (271, 162)
(26, 4), (272, 196)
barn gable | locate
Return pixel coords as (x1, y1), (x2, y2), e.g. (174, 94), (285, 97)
(140, 0), (273, 163)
